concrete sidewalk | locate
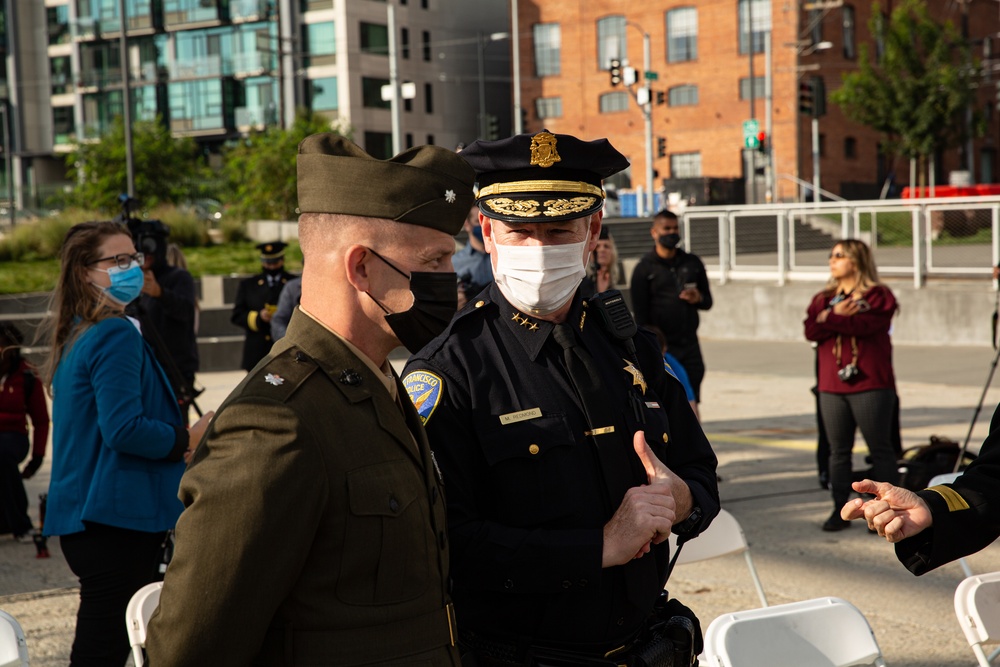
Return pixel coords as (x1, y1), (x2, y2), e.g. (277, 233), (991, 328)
(2, 338), (998, 665)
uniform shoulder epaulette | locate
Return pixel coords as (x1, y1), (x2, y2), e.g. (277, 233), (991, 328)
(241, 347), (318, 403)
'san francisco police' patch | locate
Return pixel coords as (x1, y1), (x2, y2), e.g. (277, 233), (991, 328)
(404, 370), (445, 425)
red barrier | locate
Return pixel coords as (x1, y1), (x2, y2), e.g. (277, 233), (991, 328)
(902, 184), (1000, 198)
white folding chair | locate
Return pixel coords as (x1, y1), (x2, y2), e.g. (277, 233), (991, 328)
(0, 610), (29, 667)
(702, 596), (886, 667)
(125, 581), (163, 667)
(955, 571), (1000, 666)
(668, 508), (768, 607)
(928, 472), (974, 578)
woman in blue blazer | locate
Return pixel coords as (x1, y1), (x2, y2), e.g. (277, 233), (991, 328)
(40, 221), (212, 667)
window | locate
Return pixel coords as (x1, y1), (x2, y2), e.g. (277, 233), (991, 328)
(668, 85), (698, 106)
(843, 5), (856, 59)
(670, 152), (701, 178)
(597, 15), (626, 69)
(844, 137), (857, 160)
(53, 106), (75, 145)
(300, 0), (330, 11)
(808, 9), (823, 46)
(666, 8), (697, 63)
(362, 76), (390, 109)
(401, 27), (410, 59)
(426, 133), (435, 145)
(360, 22), (388, 56)
(424, 82), (433, 114)
(405, 132), (413, 149)
(422, 30), (431, 61)
(404, 96), (412, 112)
(981, 148), (996, 185)
(599, 91), (629, 113)
(51, 56), (73, 95)
(365, 131), (393, 159)
(738, 0), (771, 55)
(421, 0), (428, 8)
(308, 76), (338, 111)
(303, 21), (336, 67)
(47, 5), (71, 46)
(535, 97), (562, 118)
(533, 23), (561, 76)
(738, 76), (765, 100)
(167, 78), (230, 133)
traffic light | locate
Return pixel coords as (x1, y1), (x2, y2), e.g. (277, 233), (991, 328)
(756, 131), (767, 154)
(812, 77), (827, 117)
(655, 91), (666, 106)
(798, 79), (814, 115)
(656, 136), (667, 158)
(486, 114), (500, 140)
(609, 59), (622, 87)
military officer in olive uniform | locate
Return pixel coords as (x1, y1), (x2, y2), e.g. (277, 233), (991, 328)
(146, 134), (475, 666)
(231, 241), (295, 371)
(404, 131), (720, 666)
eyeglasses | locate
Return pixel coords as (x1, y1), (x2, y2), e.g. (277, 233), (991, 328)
(829, 251), (849, 259)
(90, 252), (144, 270)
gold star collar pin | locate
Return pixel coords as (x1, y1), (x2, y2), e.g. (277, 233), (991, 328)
(622, 359), (647, 394)
(511, 311), (540, 331)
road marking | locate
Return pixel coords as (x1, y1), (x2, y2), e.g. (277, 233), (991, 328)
(704, 432), (871, 455)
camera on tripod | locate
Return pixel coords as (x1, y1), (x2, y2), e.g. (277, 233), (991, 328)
(837, 363), (860, 383)
(115, 194), (169, 259)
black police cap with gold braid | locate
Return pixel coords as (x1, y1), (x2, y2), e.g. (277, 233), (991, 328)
(460, 130), (629, 223)
(256, 241), (287, 260)
(296, 133), (476, 235)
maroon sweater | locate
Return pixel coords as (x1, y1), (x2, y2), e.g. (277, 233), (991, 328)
(0, 359), (50, 458)
(804, 284), (898, 394)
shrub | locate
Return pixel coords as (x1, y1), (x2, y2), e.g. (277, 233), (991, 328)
(219, 217), (249, 244)
(149, 205), (210, 247)
(0, 209), (97, 261)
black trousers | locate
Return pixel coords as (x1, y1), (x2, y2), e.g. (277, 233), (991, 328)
(669, 341), (705, 403)
(0, 431), (32, 536)
(60, 522), (166, 667)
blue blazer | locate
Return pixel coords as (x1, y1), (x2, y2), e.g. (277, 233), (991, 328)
(45, 316), (186, 536)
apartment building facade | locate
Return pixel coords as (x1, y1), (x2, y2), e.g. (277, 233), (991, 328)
(516, 0), (1000, 205)
(1, 0), (509, 209)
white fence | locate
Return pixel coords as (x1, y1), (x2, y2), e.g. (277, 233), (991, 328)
(680, 196), (1000, 288)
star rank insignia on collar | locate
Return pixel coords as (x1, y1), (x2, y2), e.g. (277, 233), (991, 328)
(511, 311), (540, 331)
(445, 189), (457, 203)
(622, 359), (647, 395)
(264, 373), (285, 386)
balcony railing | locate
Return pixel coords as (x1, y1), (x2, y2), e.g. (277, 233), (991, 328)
(168, 55), (223, 79)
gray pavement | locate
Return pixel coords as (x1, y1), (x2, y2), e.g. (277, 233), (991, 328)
(2, 338), (999, 665)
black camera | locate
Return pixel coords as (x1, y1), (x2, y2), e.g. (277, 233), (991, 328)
(837, 363), (860, 383)
(115, 194), (169, 258)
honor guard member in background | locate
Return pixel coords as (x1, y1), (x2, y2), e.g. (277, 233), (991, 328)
(231, 241), (295, 371)
(145, 134), (475, 666)
(404, 131), (720, 666)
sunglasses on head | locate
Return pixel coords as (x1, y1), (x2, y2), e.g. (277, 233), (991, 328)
(829, 251), (849, 259)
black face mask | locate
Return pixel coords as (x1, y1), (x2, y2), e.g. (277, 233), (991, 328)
(264, 265), (284, 277)
(365, 248), (458, 354)
(657, 233), (681, 250)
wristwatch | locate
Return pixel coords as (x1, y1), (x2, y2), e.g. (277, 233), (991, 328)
(672, 505), (703, 536)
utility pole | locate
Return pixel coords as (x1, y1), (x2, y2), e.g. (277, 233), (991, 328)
(747, 0), (756, 204)
(642, 31), (653, 216)
(511, 0), (522, 134)
(387, 2), (402, 155)
(118, 0), (134, 197)
(0, 103), (12, 229)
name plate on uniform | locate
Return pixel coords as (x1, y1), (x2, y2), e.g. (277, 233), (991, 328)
(499, 408), (542, 425)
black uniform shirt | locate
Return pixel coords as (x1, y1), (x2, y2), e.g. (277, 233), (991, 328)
(403, 282), (719, 650)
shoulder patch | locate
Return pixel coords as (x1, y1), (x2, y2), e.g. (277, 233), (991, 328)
(403, 370), (445, 425)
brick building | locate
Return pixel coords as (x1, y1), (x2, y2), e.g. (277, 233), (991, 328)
(516, 0), (1000, 204)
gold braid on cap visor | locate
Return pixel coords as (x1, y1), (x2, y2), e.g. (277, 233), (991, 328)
(477, 180), (605, 200)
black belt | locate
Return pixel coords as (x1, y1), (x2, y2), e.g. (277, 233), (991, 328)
(259, 602), (456, 665)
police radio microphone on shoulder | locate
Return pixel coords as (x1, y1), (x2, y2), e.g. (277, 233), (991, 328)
(590, 290), (637, 342)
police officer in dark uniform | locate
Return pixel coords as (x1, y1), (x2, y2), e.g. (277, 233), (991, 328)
(231, 241), (295, 371)
(843, 403), (1000, 574)
(146, 134), (475, 665)
(404, 131), (720, 666)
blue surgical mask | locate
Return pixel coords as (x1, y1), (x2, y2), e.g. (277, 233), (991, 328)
(94, 261), (144, 306)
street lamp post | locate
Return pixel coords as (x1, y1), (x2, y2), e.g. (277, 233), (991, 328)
(511, 0), (522, 134)
(0, 102), (12, 229)
(625, 21), (653, 217)
(478, 32), (510, 139)
(118, 0), (134, 197)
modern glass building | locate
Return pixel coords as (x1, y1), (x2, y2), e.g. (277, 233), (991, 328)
(2, 0), (510, 211)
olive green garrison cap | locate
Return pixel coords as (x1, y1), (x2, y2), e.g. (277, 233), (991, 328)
(297, 133), (476, 235)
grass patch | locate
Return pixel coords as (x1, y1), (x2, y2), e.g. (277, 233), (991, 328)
(0, 259), (61, 294)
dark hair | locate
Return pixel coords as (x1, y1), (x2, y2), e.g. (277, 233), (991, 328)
(0, 321), (24, 365)
(654, 209), (679, 221)
(38, 221), (132, 385)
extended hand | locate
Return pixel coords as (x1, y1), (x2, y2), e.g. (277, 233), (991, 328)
(678, 288), (701, 304)
(841, 479), (933, 543)
(142, 270), (162, 298)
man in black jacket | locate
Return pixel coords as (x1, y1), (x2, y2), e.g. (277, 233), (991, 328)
(129, 219), (200, 420)
(629, 209), (713, 402)
(231, 241), (295, 371)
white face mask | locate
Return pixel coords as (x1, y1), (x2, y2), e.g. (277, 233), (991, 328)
(491, 233), (589, 316)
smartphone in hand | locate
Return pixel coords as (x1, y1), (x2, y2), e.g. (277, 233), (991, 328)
(854, 299), (871, 312)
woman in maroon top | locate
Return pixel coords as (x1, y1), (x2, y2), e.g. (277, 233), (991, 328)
(804, 240), (898, 531)
(0, 322), (49, 541)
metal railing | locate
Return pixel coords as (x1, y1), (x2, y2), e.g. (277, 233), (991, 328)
(680, 196), (1000, 288)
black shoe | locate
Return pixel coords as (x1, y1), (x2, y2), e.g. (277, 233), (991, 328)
(822, 512), (851, 532)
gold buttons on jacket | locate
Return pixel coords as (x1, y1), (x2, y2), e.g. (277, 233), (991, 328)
(663, 433), (669, 443)
(475, 300), (485, 308)
(528, 444), (540, 455)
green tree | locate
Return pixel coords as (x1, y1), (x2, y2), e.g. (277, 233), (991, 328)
(65, 115), (210, 214)
(831, 0), (984, 178)
(220, 109), (348, 221)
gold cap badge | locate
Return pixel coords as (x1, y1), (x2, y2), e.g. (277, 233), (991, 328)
(529, 131), (561, 168)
